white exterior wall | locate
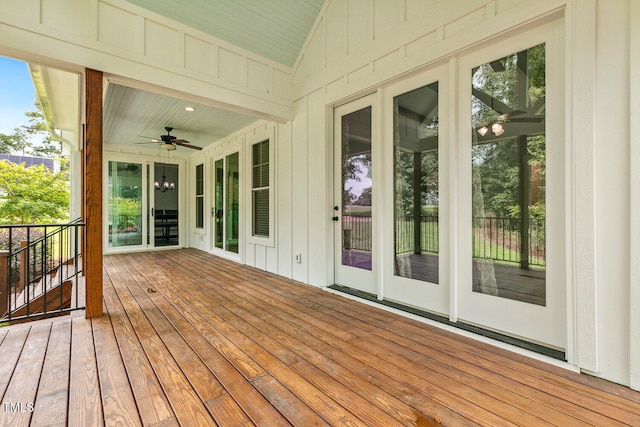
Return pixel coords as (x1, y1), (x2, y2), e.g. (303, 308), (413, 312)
(289, 0), (637, 388)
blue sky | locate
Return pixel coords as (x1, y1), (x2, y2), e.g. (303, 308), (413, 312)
(0, 56), (37, 135)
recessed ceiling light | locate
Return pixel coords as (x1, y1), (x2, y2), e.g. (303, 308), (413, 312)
(184, 106), (196, 112)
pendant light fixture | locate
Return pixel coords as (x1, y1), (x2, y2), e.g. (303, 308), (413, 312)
(155, 162), (175, 192)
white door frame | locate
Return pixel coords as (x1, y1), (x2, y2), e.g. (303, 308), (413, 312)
(455, 19), (566, 350)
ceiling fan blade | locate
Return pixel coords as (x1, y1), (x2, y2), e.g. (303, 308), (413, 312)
(137, 135), (160, 142)
(174, 141), (202, 150)
(134, 141), (160, 144)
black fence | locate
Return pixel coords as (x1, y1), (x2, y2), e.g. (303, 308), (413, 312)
(342, 215), (545, 267)
(1, 220), (85, 322)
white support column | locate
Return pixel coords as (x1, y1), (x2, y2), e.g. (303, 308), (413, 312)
(629, 0), (640, 392)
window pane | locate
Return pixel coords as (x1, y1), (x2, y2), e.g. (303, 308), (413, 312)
(195, 163), (204, 229)
(252, 140), (269, 238)
(341, 106), (372, 270)
(471, 43), (546, 306)
(195, 197), (203, 229)
(252, 140), (269, 188)
(214, 159), (224, 249)
(154, 163), (179, 246)
(196, 164), (203, 195)
(393, 82), (439, 283)
(252, 189), (269, 237)
(108, 161), (143, 247)
(226, 153), (239, 253)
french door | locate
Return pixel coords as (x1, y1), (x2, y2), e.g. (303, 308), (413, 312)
(333, 94), (377, 294)
(105, 156), (181, 252)
(332, 20), (565, 350)
(212, 152), (241, 258)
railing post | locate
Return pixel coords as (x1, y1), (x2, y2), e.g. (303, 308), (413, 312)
(19, 240), (27, 293)
(0, 250), (9, 317)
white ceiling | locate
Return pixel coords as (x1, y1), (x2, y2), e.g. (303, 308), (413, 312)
(102, 0), (325, 153)
(103, 83), (258, 150)
(124, 0), (326, 67)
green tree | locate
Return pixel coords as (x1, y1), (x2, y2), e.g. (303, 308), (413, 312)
(0, 99), (63, 158)
(0, 160), (69, 224)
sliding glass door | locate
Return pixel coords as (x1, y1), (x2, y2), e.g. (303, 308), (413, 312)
(106, 156), (182, 252)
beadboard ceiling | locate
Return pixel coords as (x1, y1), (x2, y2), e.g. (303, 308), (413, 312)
(124, 0), (326, 67)
(103, 83), (258, 150)
(101, 0), (325, 152)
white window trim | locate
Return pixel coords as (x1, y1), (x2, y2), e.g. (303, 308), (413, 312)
(246, 127), (276, 247)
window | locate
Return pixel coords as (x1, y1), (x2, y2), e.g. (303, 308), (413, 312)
(195, 163), (204, 229)
(251, 139), (269, 238)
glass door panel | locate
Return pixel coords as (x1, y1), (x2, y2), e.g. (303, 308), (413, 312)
(341, 106), (373, 270)
(226, 153), (240, 254)
(108, 161), (143, 248)
(212, 153), (240, 256)
(214, 159), (224, 249)
(471, 44), (546, 305)
(394, 82), (439, 284)
(153, 162), (179, 247)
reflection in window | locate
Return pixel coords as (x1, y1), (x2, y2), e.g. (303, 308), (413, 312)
(226, 152), (239, 254)
(472, 44), (546, 305)
(108, 161), (142, 247)
(214, 159), (224, 249)
(195, 164), (204, 229)
(341, 107), (373, 270)
(393, 82), (439, 283)
(252, 140), (270, 238)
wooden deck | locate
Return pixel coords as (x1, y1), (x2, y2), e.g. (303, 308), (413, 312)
(1, 249), (639, 426)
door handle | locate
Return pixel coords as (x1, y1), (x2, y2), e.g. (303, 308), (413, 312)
(332, 216), (339, 221)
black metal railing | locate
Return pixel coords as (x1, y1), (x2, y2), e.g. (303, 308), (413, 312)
(1, 219), (85, 323)
(472, 216), (545, 267)
(343, 215), (545, 267)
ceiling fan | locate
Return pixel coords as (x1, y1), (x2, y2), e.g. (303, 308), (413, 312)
(137, 127), (202, 151)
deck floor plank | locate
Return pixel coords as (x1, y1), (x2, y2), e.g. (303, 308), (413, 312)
(0, 326), (30, 402)
(128, 252), (352, 426)
(102, 266), (178, 427)
(30, 319), (71, 427)
(1, 248), (639, 426)
(68, 317), (103, 427)
(92, 311), (142, 427)
(104, 257), (214, 427)
(196, 266), (447, 426)
(152, 250), (487, 425)
(114, 255), (258, 426)
(0, 323), (51, 427)
(170, 251), (515, 424)
(118, 254), (294, 426)
(205, 254), (637, 425)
